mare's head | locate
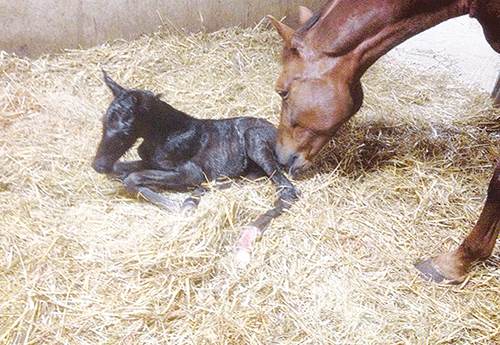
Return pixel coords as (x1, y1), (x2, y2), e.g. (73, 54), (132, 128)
(269, 6), (367, 177)
(92, 71), (157, 174)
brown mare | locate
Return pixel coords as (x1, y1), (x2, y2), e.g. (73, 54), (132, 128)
(268, 0), (500, 284)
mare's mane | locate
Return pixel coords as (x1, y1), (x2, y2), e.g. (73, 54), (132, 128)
(297, 9), (323, 35)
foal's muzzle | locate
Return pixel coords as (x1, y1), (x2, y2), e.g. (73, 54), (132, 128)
(92, 157), (114, 174)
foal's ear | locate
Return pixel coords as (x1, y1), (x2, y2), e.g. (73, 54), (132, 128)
(267, 15), (295, 47)
(102, 70), (124, 97)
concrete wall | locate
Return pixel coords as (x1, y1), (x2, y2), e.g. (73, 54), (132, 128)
(388, 15), (500, 92)
(0, 0), (322, 58)
(1, 1), (498, 93)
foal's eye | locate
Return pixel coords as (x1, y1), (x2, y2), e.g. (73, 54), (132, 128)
(105, 112), (121, 129)
(290, 47), (300, 56)
(110, 113), (119, 123)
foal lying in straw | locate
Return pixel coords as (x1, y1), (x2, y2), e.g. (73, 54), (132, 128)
(92, 71), (300, 264)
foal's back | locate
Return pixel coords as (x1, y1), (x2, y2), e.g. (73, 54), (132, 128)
(182, 116), (278, 181)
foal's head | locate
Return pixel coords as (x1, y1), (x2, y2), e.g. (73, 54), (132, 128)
(92, 71), (157, 174)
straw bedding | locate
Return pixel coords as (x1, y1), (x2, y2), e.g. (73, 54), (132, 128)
(1, 21), (499, 344)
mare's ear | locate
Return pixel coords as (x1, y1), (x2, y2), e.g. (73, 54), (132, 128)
(102, 70), (124, 97)
(267, 15), (295, 46)
(298, 6), (314, 26)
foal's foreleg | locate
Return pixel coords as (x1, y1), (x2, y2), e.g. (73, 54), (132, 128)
(235, 135), (300, 265)
(111, 161), (185, 210)
(123, 163), (205, 212)
(415, 162), (500, 284)
(111, 160), (147, 179)
(179, 186), (207, 215)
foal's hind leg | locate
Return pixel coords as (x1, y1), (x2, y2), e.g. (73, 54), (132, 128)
(244, 130), (300, 204)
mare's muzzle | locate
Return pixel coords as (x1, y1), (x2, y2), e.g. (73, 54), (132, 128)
(276, 143), (311, 178)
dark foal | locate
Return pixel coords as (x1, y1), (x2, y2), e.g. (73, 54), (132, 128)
(92, 71), (300, 264)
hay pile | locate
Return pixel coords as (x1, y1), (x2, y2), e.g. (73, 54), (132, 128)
(1, 21), (499, 344)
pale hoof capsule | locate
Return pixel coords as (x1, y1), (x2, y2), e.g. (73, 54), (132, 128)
(234, 225), (262, 268)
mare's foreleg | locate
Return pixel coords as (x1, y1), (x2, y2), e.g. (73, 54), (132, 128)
(415, 162), (500, 284)
(123, 162), (205, 212)
(492, 72), (500, 107)
(235, 132), (300, 265)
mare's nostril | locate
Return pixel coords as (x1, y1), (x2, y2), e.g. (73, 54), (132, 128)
(288, 153), (299, 169)
(286, 154), (297, 176)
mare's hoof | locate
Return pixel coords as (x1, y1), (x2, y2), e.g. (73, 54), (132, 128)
(234, 225), (262, 268)
(414, 258), (465, 285)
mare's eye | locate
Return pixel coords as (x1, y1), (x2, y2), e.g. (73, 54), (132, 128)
(277, 90), (289, 100)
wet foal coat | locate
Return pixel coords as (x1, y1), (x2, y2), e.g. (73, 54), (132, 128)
(93, 72), (299, 261)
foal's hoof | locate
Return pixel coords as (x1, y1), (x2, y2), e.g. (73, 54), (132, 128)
(234, 248), (252, 268)
(414, 258), (465, 285)
(179, 196), (201, 216)
(234, 225), (262, 268)
(158, 200), (183, 213)
(180, 199), (197, 215)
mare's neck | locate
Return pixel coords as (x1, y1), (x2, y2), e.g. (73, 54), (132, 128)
(304, 0), (470, 78)
(354, 3), (469, 76)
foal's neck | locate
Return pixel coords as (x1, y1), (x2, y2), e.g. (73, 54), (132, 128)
(143, 98), (199, 136)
